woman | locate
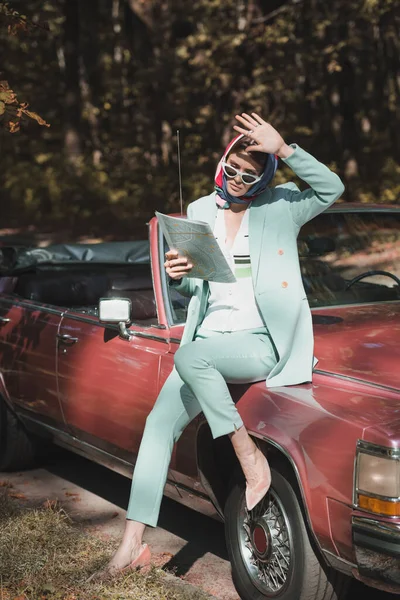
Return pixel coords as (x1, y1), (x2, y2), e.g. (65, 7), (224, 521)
(94, 112), (344, 576)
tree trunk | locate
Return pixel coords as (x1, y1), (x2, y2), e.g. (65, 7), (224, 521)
(63, 0), (83, 164)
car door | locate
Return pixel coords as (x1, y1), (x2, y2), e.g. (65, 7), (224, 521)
(57, 311), (170, 460)
(0, 295), (65, 429)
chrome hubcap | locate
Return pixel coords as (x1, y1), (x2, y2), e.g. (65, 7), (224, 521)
(238, 490), (293, 596)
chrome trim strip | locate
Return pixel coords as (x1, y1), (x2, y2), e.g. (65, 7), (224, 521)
(170, 337), (181, 345)
(20, 415), (215, 511)
(357, 440), (400, 460)
(311, 300), (400, 311)
(0, 297), (64, 317)
(0, 294), (168, 341)
(0, 296), (168, 344)
(148, 222), (163, 326)
(352, 442), (359, 509)
(313, 369), (400, 395)
(59, 313), (169, 344)
(326, 206), (400, 214)
(352, 516), (400, 538)
(321, 549), (356, 576)
(158, 224), (176, 328)
(123, 330), (169, 344)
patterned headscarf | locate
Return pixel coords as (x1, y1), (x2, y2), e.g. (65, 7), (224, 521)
(214, 134), (278, 208)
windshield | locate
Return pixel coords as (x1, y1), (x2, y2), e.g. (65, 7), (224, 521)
(162, 210), (400, 324)
(299, 210), (400, 308)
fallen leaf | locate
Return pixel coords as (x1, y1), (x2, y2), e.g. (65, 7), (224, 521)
(9, 492), (26, 499)
(65, 492), (80, 497)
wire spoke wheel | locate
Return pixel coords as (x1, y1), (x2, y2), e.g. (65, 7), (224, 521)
(225, 467), (350, 600)
(238, 489), (293, 596)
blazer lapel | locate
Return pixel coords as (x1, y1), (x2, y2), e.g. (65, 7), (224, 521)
(190, 192), (217, 307)
(197, 191), (218, 229)
(193, 190), (269, 289)
(249, 191), (270, 288)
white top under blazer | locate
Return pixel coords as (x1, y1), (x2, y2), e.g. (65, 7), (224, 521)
(200, 205), (265, 332)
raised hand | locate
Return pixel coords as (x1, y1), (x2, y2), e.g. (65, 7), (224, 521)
(164, 249), (193, 280)
(233, 112), (294, 159)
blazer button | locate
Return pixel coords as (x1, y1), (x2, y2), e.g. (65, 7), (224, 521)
(278, 249), (284, 255)
(281, 281), (288, 288)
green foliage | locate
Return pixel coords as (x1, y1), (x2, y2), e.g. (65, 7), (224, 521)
(0, 0), (399, 237)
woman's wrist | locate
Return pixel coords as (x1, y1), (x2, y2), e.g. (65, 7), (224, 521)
(276, 142), (295, 159)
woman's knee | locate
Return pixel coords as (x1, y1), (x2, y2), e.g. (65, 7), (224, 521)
(174, 343), (205, 380)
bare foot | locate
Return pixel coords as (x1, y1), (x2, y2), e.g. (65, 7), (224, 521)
(245, 449), (271, 511)
(87, 540), (147, 583)
(244, 446), (271, 490)
(229, 426), (271, 509)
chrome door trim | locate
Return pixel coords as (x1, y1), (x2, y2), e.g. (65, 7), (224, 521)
(0, 299), (169, 344)
(157, 222), (176, 328)
(59, 312), (169, 344)
(313, 369), (400, 395)
(19, 414), (218, 519)
(0, 297), (65, 317)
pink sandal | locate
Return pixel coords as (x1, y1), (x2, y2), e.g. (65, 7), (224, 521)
(123, 543), (151, 571)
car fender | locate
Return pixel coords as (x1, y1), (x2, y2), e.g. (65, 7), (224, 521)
(235, 381), (365, 557)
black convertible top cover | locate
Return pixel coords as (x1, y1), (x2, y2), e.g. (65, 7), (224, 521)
(0, 241), (150, 274)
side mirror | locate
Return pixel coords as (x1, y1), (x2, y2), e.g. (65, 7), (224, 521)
(99, 297), (133, 340)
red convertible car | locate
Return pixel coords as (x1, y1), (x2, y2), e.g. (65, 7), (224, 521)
(0, 205), (399, 600)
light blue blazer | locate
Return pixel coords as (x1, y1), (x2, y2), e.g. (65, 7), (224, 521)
(172, 145), (345, 388)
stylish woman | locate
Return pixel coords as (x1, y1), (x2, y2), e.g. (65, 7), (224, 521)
(95, 113), (345, 576)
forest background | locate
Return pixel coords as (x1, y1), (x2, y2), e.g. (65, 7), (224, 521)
(0, 0), (399, 242)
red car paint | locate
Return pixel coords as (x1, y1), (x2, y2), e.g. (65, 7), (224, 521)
(0, 205), (399, 595)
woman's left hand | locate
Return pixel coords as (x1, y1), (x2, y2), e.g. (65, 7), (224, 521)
(233, 112), (294, 159)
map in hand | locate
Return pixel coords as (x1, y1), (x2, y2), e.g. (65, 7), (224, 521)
(156, 212), (236, 283)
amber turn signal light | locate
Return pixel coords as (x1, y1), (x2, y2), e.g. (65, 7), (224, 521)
(358, 494), (400, 517)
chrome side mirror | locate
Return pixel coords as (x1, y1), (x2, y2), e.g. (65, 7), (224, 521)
(99, 297), (133, 340)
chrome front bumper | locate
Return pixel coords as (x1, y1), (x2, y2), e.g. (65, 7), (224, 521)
(352, 516), (400, 588)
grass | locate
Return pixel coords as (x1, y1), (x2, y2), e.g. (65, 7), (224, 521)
(0, 488), (211, 600)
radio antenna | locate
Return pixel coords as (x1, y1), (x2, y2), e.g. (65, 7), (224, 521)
(176, 129), (183, 215)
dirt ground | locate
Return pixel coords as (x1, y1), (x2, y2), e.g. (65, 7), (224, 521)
(1, 449), (398, 600)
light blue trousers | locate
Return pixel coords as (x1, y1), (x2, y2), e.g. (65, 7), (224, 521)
(126, 326), (278, 526)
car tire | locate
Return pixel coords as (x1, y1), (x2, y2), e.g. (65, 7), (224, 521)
(0, 395), (37, 471)
(224, 467), (350, 600)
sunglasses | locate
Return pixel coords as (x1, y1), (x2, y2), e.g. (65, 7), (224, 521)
(221, 161), (262, 186)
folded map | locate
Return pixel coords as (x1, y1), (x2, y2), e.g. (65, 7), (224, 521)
(155, 212), (236, 283)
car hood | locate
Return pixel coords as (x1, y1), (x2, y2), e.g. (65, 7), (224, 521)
(313, 302), (400, 392)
